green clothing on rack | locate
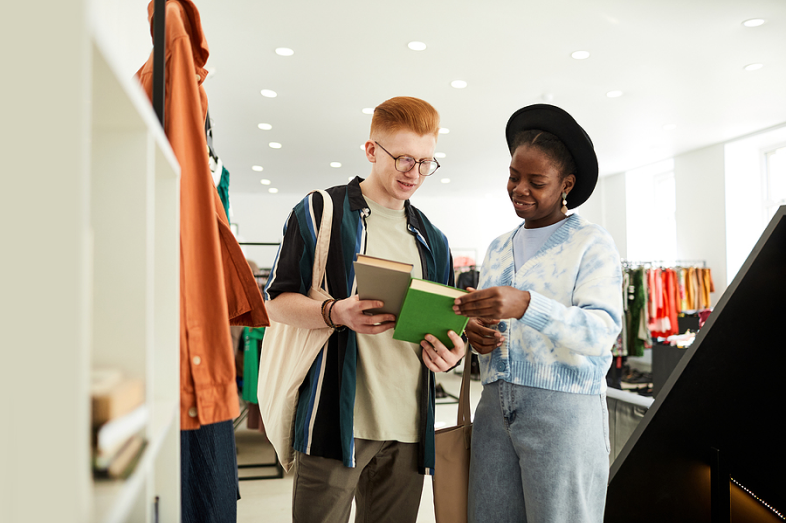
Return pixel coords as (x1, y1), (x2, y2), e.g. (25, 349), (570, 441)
(217, 165), (231, 223)
(242, 327), (265, 403)
(626, 268), (648, 357)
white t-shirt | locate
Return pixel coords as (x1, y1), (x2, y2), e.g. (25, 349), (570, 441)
(354, 196), (424, 442)
(513, 218), (567, 271)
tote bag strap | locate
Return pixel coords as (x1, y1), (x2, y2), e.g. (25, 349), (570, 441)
(309, 189), (333, 291)
(457, 352), (472, 426)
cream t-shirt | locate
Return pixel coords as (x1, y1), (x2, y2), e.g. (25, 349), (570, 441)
(354, 196), (424, 442)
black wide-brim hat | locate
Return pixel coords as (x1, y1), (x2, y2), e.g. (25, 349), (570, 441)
(505, 104), (598, 209)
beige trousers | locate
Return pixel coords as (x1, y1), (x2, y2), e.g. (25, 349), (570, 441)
(292, 439), (424, 523)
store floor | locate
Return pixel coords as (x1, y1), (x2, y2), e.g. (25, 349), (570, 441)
(235, 369), (483, 523)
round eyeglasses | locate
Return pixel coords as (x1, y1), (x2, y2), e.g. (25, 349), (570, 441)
(374, 141), (440, 176)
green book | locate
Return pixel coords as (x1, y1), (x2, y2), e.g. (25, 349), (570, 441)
(393, 278), (469, 348)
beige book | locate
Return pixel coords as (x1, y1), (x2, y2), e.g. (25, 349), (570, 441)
(354, 254), (414, 316)
(91, 371), (145, 427)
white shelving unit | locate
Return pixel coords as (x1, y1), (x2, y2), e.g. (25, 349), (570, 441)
(3, 2), (180, 522)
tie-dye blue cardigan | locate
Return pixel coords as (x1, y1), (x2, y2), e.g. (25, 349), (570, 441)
(476, 213), (622, 395)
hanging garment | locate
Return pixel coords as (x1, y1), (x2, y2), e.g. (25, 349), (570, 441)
(684, 267), (696, 312)
(677, 268), (688, 312)
(180, 420), (239, 523)
(664, 269), (679, 337)
(242, 327), (265, 404)
(136, 0), (268, 430)
(700, 268), (715, 309)
(217, 165), (230, 223)
(626, 268), (648, 357)
(457, 269), (479, 290)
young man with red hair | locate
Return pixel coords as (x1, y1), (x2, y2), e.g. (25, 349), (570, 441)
(265, 96), (465, 522)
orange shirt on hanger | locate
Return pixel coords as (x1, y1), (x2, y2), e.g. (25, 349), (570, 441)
(136, 0), (268, 430)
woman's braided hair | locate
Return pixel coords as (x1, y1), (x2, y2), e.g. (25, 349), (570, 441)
(509, 129), (577, 179)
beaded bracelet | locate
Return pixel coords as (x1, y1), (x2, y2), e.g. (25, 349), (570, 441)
(327, 299), (346, 331)
(320, 299), (333, 328)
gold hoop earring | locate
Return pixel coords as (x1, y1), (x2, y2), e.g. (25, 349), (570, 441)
(561, 192), (568, 214)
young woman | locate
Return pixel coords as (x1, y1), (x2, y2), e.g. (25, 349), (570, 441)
(454, 104), (623, 523)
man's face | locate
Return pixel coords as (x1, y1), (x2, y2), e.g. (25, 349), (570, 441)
(368, 130), (437, 205)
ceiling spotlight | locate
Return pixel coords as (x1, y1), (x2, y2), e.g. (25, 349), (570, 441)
(742, 18), (765, 27)
(362, 107), (374, 115)
(408, 41), (427, 51)
(571, 51), (590, 60)
(330, 162), (342, 168)
(434, 152), (446, 159)
(260, 89), (277, 98)
(451, 80), (467, 89)
(275, 47), (294, 56)
(258, 123), (272, 130)
(440, 178), (451, 184)
(252, 165), (264, 172)
(268, 188), (279, 194)
(260, 179), (271, 185)
(663, 124), (677, 131)
(744, 63), (764, 71)
(439, 128), (450, 134)
(269, 142), (282, 149)
(606, 90), (623, 98)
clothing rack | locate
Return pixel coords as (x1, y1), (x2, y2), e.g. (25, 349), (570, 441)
(233, 402), (284, 481)
(152, 0), (166, 126)
(621, 259), (706, 268)
(232, 251), (282, 479)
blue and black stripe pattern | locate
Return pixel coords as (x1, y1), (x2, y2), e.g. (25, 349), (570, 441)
(265, 177), (455, 473)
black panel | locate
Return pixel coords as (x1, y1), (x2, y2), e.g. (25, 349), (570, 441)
(605, 207), (786, 522)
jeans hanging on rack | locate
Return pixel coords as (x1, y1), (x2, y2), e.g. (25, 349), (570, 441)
(181, 420), (240, 523)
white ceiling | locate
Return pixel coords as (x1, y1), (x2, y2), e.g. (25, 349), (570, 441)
(194, 0), (786, 198)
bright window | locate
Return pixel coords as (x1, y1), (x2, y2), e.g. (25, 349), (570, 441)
(764, 146), (786, 223)
(724, 126), (786, 285)
(625, 160), (677, 262)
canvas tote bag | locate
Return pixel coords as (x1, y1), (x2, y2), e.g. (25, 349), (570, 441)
(257, 190), (334, 472)
(433, 353), (473, 523)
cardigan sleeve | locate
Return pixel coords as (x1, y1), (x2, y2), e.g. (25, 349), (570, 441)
(519, 237), (623, 358)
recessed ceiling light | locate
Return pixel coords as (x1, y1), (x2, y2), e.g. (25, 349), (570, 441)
(606, 90), (623, 98)
(330, 162), (342, 168)
(408, 41), (427, 51)
(439, 128), (450, 134)
(434, 152), (446, 159)
(663, 124), (677, 131)
(744, 63), (764, 71)
(451, 80), (467, 89)
(742, 18), (765, 27)
(275, 47), (294, 56)
(440, 178), (451, 184)
(260, 179), (271, 185)
(269, 142), (282, 149)
(571, 50), (590, 60)
(362, 107), (374, 115)
(258, 123), (272, 130)
(260, 89), (277, 98)
(268, 188), (279, 194)
(252, 165), (264, 172)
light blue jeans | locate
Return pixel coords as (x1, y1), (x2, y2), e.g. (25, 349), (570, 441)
(468, 380), (610, 523)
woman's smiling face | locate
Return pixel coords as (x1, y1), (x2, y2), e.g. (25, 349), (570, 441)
(507, 145), (575, 229)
